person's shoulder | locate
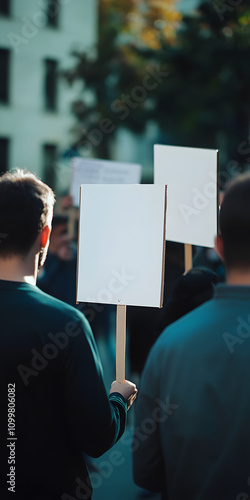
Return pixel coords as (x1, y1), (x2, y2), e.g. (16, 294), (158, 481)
(153, 297), (216, 354)
(139, 300), (216, 391)
(31, 285), (85, 324)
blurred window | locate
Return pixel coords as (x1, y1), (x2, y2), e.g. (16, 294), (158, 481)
(0, 48), (10, 103)
(0, 0), (10, 16)
(0, 138), (10, 174)
(43, 143), (57, 190)
(47, 0), (59, 28)
(44, 58), (58, 111)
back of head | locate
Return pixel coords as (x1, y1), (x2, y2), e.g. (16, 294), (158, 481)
(0, 169), (55, 257)
(160, 268), (218, 329)
(220, 172), (250, 271)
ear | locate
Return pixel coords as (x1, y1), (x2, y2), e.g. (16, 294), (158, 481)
(214, 234), (225, 262)
(40, 225), (51, 249)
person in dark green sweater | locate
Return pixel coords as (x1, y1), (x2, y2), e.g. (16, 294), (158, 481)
(133, 173), (250, 500)
(0, 169), (137, 500)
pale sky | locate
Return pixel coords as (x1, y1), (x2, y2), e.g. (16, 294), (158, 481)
(178, 0), (199, 13)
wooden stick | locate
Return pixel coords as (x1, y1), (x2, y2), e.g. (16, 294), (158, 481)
(116, 305), (127, 383)
(68, 207), (77, 240)
(184, 243), (192, 273)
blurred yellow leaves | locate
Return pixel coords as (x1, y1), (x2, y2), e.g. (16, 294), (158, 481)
(100, 0), (182, 49)
(238, 12), (250, 26)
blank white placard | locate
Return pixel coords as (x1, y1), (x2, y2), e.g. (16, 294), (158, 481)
(154, 144), (219, 247)
(71, 157), (142, 207)
(77, 184), (167, 307)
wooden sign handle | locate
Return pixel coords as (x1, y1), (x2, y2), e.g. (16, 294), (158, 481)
(116, 305), (127, 383)
(184, 244), (192, 273)
(68, 207), (77, 239)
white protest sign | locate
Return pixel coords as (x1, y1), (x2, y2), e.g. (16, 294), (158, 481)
(71, 157), (142, 207)
(154, 144), (219, 248)
(77, 184), (167, 307)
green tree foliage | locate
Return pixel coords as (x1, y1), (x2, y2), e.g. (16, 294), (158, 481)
(62, 0), (250, 176)
(145, 0), (250, 175)
(61, 0), (181, 158)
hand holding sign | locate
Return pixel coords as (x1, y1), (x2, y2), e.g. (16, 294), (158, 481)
(110, 380), (138, 410)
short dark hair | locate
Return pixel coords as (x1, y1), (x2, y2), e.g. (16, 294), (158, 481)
(220, 172), (250, 270)
(0, 169), (55, 256)
(156, 267), (218, 334)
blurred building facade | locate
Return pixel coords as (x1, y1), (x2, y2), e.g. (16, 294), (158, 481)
(0, 0), (97, 190)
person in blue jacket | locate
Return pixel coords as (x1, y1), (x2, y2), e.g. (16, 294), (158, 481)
(133, 172), (250, 500)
